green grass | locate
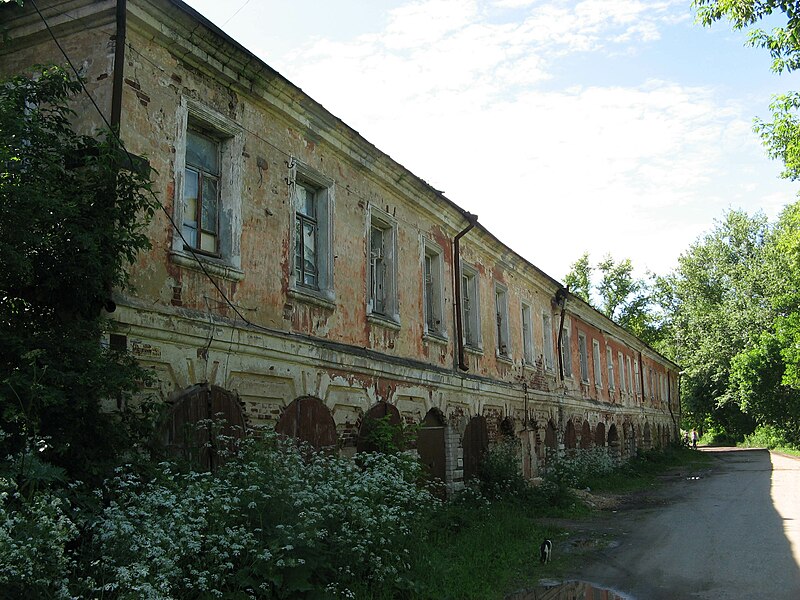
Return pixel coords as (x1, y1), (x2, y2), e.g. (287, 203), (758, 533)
(407, 499), (567, 600)
(583, 446), (712, 494)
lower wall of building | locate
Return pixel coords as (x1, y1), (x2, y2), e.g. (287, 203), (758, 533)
(113, 300), (678, 494)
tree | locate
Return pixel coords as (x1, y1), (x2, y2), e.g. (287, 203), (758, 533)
(564, 252), (591, 302)
(0, 66), (157, 482)
(693, 0), (800, 444)
(668, 210), (772, 436)
(563, 252), (662, 346)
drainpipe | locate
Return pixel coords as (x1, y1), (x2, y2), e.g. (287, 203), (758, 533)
(453, 212), (478, 371)
(554, 286), (568, 381)
(111, 0), (127, 129)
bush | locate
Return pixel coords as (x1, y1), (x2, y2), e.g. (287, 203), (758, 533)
(90, 433), (438, 599)
(0, 476), (78, 598)
(544, 448), (616, 489)
(741, 424), (799, 450)
(477, 437), (528, 499)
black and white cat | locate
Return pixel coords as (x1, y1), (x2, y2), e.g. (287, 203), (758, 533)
(539, 539), (552, 564)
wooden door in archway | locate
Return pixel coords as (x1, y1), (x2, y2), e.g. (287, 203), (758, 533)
(462, 415), (489, 481)
(418, 409), (446, 485)
(159, 384), (246, 471)
(276, 396), (337, 450)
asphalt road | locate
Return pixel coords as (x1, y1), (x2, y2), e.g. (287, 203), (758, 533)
(576, 448), (800, 600)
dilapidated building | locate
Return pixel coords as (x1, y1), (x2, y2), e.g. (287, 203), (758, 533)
(2, 0), (680, 494)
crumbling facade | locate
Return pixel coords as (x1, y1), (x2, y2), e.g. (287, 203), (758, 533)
(2, 0), (680, 494)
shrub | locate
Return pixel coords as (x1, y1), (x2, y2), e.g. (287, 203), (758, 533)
(477, 437), (528, 499)
(0, 476), (78, 599)
(91, 433), (439, 599)
(544, 448), (616, 489)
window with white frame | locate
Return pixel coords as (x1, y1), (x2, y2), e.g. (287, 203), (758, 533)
(461, 264), (481, 348)
(542, 312), (554, 371)
(495, 284), (510, 358)
(634, 358), (640, 396)
(649, 368), (654, 400)
(578, 332), (589, 383)
(368, 209), (398, 321)
(607, 346), (615, 390)
(521, 302), (534, 365)
(626, 355), (633, 393)
(423, 242), (445, 337)
(289, 161), (335, 302)
(618, 352), (626, 392)
(182, 128), (220, 254)
(560, 323), (573, 377)
(593, 339), (602, 388)
(171, 98), (244, 280)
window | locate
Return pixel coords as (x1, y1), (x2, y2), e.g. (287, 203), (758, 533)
(171, 98), (244, 280)
(634, 358), (640, 396)
(592, 339), (602, 388)
(183, 128), (220, 254)
(521, 303), (534, 365)
(294, 181), (318, 288)
(626, 356), (633, 393)
(461, 264), (481, 348)
(368, 209), (398, 321)
(606, 347), (615, 390)
(618, 352), (625, 392)
(578, 333), (589, 383)
(423, 242), (445, 337)
(495, 284), (510, 357)
(289, 161), (335, 303)
(560, 324), (573, 377)
(542, 313), (554, 370)
(649, 368), (654, 400)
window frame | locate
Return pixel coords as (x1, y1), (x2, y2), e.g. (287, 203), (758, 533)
(495, 283), (511, 359)
(618, 351), (626, 392)
(422, 240), (446, 339)
(461, 263), (482, 350)
(578, 332), (589, 383)
(367, 207), (399, 323)
(288, 160), (336, 305)
(592, 339), (602, 388)
(606, 346), (615, 390)
(171, 97), (244, 281)
(521, 302), (534, 365)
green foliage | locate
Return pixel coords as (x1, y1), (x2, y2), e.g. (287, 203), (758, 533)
(740, 424), (800, 452)
(409, 499), (561, 599)
(0, 65), (157, 482)
(544, 448), (616, 490)
(563, 252), (663, 346)
(93, 433), (438, 599)
(358, 414), (417, 454)
(477, 437), (529, 499)
(564, 251), (591, 302)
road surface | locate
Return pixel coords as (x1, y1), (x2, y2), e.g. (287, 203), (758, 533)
(573, 448), (800, 600)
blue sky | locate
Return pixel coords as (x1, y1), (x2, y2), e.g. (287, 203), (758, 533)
(185, 0), (799, 282)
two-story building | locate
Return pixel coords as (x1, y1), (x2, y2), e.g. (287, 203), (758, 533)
(1, 0), (680, 494)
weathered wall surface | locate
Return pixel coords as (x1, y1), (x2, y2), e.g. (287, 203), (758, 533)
(1, 0), (681, 493)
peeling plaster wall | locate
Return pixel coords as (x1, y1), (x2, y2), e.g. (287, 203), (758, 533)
(1, 0), (681, 492)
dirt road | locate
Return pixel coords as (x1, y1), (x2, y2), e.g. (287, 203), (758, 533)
(571, 448), (800, 600)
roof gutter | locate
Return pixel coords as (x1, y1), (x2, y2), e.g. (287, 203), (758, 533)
(453, 212), (478, 372)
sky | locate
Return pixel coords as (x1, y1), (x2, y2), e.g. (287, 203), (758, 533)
(184, 0), (800, 283)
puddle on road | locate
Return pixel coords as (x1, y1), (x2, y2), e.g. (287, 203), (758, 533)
(506, 580), (634, 600)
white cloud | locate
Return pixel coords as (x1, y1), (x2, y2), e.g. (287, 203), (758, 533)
(252, 0), (797, 278)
